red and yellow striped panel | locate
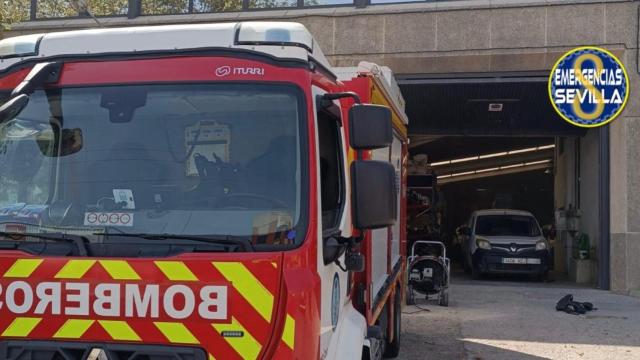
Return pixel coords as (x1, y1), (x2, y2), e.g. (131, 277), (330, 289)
(0, 254), (297, 360)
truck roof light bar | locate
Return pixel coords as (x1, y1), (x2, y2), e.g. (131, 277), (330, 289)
(235, 22), (314, 52)
(0, 34), (42, 60)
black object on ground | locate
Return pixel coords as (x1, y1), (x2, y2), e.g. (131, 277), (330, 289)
(556, 294), (598, 315)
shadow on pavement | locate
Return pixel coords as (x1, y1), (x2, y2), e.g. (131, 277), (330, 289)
(399, 297), (549, 360)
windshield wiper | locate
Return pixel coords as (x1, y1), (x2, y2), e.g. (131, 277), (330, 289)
(97, 233), (254, 252)
(0, 231), (89, 256)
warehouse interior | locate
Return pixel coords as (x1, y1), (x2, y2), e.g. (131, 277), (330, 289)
(398, 76), (604, 285)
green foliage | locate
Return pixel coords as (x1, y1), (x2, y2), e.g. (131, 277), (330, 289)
(36, 0), (76, 18)
(142, 0), (188, 15)
(85, 0), (128, 16)
(1, 0), (30, 31)
(36, 0), (128, 18)
(0, 0), (321, 32)
(195, 0), (242, 12)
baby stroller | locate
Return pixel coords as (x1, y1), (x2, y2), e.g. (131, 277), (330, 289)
(407, 240), (450, 306)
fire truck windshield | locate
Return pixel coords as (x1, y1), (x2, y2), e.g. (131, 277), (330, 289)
(0, 83), (306, 249)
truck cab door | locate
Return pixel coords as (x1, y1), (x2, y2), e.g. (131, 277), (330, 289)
(312, 86), (365, 359)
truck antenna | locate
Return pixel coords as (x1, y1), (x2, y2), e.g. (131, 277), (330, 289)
(70, 0), (105, 28)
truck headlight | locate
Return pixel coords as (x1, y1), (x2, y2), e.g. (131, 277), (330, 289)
(476, 237), (491, 250)
(536, 241), (548, 251)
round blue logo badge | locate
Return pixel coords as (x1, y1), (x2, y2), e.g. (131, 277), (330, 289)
(549, 46), (629, 128)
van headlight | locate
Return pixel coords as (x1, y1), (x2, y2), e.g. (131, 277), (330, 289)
(536, 241), (548, 251)
(476, 237), (492, 250)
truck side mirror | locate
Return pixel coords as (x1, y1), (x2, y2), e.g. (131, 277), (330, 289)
(348, 104), (392, 150)
(459, 226), (471, 236)
(323, 237), (346, 265)
(351, 160), (397, 229)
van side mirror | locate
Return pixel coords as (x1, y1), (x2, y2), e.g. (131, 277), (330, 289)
(351, 160), (397, 229)
(348, 104), (392, 150)
(459, 226), (471, 236)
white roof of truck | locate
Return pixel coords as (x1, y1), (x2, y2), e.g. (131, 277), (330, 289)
(335, 62), (408, 125)
(0, 22), (333, 76)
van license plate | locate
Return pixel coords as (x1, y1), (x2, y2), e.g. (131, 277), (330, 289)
(502, 258), (526, 264)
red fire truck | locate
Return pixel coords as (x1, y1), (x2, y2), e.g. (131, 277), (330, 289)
(0, 22), (407, 360)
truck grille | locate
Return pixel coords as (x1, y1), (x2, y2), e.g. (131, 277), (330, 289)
(0, 341), (207, 360)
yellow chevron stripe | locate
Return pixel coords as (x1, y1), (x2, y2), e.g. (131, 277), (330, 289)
(54, 319), (94, 338)
(212, 262), (273, 322)
(282, 314), (295, 350)
(154, 322), (199, 344)
(98, 320), (141, 341)
(154, 261), (198, 281)
(3, 259), (43, 278)
(99, 260), (140, 280)
(1, 317), (41, 337)
(212, 317), (261, 360)
(55, 260), (96, 279)
(208, 354), (216, 360)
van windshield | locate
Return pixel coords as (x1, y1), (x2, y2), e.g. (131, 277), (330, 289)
(0, 84), (306, 248)
(475, 215), (540, 237)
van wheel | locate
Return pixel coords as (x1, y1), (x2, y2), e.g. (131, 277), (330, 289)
(537, 271), (549, 282)
(406, 284), (415, 305)
(383, 288), (401, 358)
(438, 290), (449, 307)
(471, 266), (481, 280)
(463, 259), (471, 274)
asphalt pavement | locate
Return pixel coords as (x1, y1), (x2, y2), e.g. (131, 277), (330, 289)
(398, 272), (640, 360)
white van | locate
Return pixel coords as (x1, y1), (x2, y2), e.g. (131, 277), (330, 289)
(460, 209), (550, 280)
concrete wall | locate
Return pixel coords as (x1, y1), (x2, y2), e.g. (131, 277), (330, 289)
(554, 138), (572, 275)
(580, 130), (601, 262)
(554, 132), (601, 284)
(3, 0), (640, 293)
(3, 0), (637, 76)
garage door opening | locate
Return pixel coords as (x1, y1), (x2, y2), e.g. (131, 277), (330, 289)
(400, 76), (606, 285)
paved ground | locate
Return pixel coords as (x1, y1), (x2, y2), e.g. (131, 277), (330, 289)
(398, 273), (640, 360)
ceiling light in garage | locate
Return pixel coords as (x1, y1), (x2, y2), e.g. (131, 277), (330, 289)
(450, 156), (478, 164)
(479, 152), (508, 159)
(508, 147), (537, 154)
(525, 159), (552, 166)
(430, 144), (555, 167)
(475, 167), (500, 173)
(488, 103), (503, 112)
(498, 163), (523, 170)
(440, 159), (552, 179)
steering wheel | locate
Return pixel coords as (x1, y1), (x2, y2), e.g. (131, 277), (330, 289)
(216, 192), (289, 209)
